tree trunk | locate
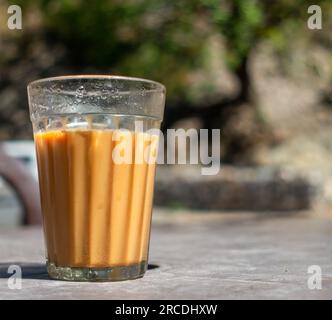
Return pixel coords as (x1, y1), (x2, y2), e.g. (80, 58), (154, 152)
(161, 52), (269, 163)
(162, 53), (254, 131)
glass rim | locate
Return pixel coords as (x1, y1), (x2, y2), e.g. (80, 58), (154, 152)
(27, 74), (166, 93)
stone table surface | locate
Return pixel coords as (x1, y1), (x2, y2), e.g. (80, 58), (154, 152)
(0, 210), (332, 300)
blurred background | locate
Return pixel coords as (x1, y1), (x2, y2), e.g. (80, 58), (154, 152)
(1, 0), (332, 225)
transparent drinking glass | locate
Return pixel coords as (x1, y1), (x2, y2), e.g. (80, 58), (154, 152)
(27, 75), (166, 281)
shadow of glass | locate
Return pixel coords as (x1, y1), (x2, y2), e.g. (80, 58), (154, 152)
(147, 264), (159, 270)
(0, 262), (159, 280)
(0, 262), (48, 280)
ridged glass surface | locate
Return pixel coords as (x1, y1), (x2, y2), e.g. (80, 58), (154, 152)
(34, 115), (159, 270)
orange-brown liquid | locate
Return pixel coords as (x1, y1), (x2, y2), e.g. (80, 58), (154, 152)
(35, 129), (158, 268)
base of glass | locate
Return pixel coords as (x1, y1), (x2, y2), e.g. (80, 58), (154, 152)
(47, 261), (147, 282)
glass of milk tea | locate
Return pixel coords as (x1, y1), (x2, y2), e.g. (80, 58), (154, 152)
(27, 75), (165, 281)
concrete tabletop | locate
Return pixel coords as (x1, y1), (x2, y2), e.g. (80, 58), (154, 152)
(0, 210), (332, 299)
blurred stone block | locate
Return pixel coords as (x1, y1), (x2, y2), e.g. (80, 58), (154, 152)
(154, 166), (320, 211)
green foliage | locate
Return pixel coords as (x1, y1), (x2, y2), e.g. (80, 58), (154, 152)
(203, 0), (263, 68)
(12, 0), (209, 100)
(7, 0), (332, 100)
(203, 0), (330, 69)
